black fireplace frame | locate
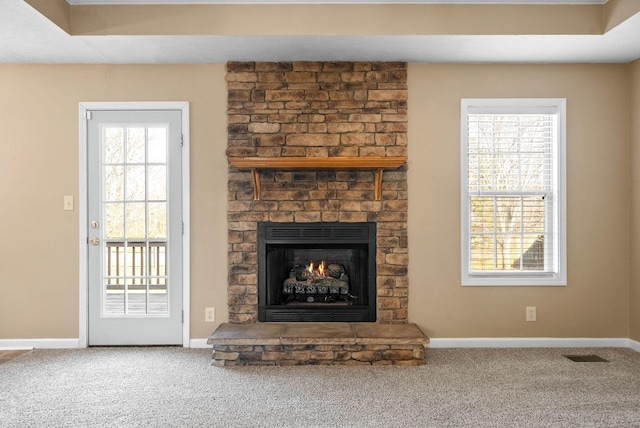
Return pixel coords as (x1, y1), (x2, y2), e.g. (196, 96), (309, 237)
(258, 222), (377, 322)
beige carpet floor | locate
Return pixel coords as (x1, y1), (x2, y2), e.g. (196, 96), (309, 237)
(1, 346), (639, 427)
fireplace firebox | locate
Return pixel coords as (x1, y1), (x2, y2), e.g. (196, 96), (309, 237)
(258, 222), (376, 322)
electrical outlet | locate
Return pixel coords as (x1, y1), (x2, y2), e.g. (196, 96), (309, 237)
(526, 306), (537, 322)
(205, 307), (215, 323)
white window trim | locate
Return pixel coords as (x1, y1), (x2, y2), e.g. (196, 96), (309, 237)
(460, 98), (567, 286)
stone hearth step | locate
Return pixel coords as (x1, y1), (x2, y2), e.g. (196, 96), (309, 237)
(207, 322), (429, 366)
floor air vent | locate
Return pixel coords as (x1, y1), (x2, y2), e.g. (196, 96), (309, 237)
(563, 354), (609, 363)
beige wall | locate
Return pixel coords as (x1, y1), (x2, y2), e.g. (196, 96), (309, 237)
(33, 0), (640, 38)
(604, 0), (640, 31)
(631, 59), (640, 342)
(0, 64), (228, 341)
(407, 64), (631, 339)
(0, 62), (635, 342)
(68, 4), (601, 36)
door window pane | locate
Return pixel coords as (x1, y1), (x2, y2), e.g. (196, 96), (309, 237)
(104, 166), (124, 202)
(149, 277), (168, 315)
(148, 166), (167, 201)
(126, 279), (148, 315)
(125, 203), (146, 239)
(126, 127), (146, 163)
(104, 127), (124, 164)
(105, 203), (124, 239)
(148, 202), (167, 239)
(148, 127), (167, 163)
(126, 165), (146, 201)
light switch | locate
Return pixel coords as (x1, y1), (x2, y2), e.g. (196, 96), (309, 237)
(64, 195), (74, 211)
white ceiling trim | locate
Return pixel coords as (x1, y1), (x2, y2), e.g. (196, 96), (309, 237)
(65, 0), (608, 5)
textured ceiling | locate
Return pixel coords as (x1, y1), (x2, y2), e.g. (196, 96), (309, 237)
(1, 0), (639, 64)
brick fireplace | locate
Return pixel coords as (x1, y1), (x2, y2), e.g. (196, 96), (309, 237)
(227, 61), (408, 324)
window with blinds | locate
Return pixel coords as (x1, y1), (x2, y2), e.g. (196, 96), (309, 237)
(461, 99), (567, 286)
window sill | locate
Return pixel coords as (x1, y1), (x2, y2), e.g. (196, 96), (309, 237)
(462, 273), (567, 287)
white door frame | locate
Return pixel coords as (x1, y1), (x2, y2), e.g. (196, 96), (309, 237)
(78, 102), (190, 348)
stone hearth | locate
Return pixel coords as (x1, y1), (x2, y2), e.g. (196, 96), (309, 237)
(207, 322), (429, 366)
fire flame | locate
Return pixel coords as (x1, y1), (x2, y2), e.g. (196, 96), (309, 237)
(307, 261), (326, 278)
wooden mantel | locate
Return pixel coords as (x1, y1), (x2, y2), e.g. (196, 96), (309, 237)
(228, 156), (407, 201)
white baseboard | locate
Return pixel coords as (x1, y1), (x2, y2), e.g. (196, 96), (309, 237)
(2, 337), (637, 351)
(0, 338), (80, 350)
(428, 337), (631, 349)
(189, 338), (211, 349)
(0, 338), (212, 349)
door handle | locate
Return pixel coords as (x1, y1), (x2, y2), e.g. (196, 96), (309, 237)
(89, 237), (100, 246)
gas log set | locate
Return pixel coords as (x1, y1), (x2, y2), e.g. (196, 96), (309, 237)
(282, 262), (353, 304)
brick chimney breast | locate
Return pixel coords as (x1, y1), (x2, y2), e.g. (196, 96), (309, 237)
(227, 62), (408, 324)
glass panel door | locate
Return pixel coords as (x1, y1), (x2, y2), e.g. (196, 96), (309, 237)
(88, 110), (182, 345)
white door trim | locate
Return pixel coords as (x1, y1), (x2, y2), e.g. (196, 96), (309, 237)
(79, 102), (190, 348)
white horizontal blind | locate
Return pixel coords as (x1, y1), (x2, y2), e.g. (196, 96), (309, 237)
(464, 103), (560, 278)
